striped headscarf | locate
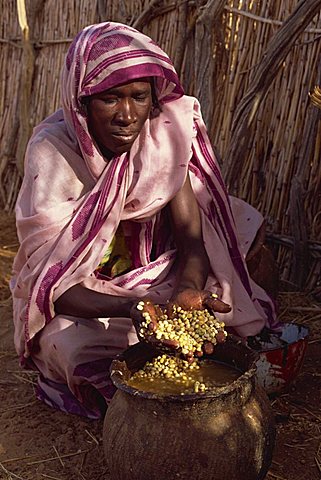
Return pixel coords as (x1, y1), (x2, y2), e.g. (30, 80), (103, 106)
(61, 22), (184, 178)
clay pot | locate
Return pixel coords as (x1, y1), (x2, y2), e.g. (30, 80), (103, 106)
(103, 339), (275, 480)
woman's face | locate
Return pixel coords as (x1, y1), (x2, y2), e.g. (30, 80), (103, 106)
(86, 78), (153, 159)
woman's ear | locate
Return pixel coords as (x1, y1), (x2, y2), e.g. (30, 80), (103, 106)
(150, 104), (161, 119)
(79, 96), (89, 116)
(150, 78), (162, 119)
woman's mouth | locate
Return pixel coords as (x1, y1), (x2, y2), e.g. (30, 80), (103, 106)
(111, 132), (138, 143)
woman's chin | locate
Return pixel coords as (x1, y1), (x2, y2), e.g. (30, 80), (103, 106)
(100, 143), (134, 159)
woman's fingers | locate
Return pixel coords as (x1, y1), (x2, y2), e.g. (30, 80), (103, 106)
(131, 300), (158, 337)
(142, 300), (158, 320)
(172, 289), (231, 314)
(205, 296), (231, 313)
(216, 331), (226, 343)
(165, 301), (177, 319)
(174, 288), (203, 310)
(145, 333), (180, 352)
(142, 300), (159, 331)
(132, 293), (229, 358)
(161, 339), (180, 349)
(130, 302), (143, 330)
(202, 340), (214, 355)
(132, 300), (180, 351)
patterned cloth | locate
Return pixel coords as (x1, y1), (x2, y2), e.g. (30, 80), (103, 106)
(11, 22), (277, 418)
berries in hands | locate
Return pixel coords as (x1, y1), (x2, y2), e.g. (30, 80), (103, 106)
(131, 291), (229, 360)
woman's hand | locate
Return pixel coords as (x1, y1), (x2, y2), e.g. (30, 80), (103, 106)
(131, 289), (231, 359)
(167, 288), (231, 356)
(130, 300), (180, 350)
(168, 288), (231, 316)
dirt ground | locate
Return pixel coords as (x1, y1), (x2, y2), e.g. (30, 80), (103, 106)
(0, 210), (320, 480)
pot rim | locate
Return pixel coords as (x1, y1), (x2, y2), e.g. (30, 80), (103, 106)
(109, 336), (260, 402)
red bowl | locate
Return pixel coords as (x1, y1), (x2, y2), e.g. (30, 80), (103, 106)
(252, 323), (309, 395)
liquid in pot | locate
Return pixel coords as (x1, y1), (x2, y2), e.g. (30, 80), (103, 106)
(127, 355), (241, 395)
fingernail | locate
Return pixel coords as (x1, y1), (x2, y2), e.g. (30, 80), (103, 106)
(148, 322), (157, 332)
(203, 341), (214, 355)
(216, 331), (226, 344)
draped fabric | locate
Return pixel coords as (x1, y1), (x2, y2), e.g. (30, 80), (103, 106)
(11, 22), (277, 417)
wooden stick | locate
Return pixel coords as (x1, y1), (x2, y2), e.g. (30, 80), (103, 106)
(267, 472), (289, 480)
(288, 306), (321, 312)
(12, 372), (37, 385)
(52, 446), (65, 468)
(15, 1), (37, 177)
(174, 1), (188, 75)
(132, 0), (164, 30)
(225, 6), (321, 34)
(0, 399), (37, 412)
(1, 452), (48, 465)
(85, 429), (100, 446)
(41, 474), (63, 480)
(292, 404), (321, 422)
(0, 462), (24, 479)
(27, 449), (90, 466)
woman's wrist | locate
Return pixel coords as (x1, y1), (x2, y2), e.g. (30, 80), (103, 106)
(175, 252), (210, 293)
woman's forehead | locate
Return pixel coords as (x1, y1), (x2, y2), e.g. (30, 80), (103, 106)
(90, 78), (152, 99)
(107, 77), (152, 90)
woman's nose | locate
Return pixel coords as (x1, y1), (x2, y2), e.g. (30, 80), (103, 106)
(115, 99), (137, 125)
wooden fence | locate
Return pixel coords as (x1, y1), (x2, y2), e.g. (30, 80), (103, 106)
(1, 0), (321, 295)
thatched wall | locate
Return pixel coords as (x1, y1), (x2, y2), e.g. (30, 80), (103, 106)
(1, 0), (321, 294)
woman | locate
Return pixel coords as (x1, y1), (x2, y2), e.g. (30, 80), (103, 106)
(11, 22), (278, 419)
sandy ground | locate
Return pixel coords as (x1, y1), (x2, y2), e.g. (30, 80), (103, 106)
(0, 211), (320, 480)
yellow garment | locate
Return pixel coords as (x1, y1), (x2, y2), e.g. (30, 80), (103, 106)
(96, 226), (132, 278)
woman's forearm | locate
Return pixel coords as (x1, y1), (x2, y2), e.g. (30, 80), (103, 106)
(175, 242), (210, 293)
(54, 284), (136, 318)
(169, 173), (211, 295)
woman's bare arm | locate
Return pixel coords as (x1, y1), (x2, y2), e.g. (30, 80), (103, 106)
(54, 284), (137, 318)
(169, 173), (210, 295)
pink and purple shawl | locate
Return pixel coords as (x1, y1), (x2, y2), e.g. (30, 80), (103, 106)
(11, 22), (276, 363)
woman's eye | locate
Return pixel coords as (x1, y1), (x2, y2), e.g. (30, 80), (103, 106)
(134, 95), (149, 102)
(103, 98), (118, 105)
